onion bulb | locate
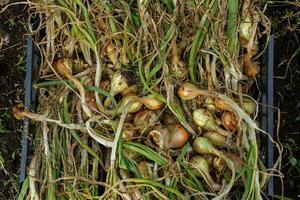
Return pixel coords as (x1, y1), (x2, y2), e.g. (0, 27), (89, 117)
(116, 96), (142, 114)
(139, 96), (164, 110)
(221, 111), (239, 130)
(239, 15), (252, 45)
(134, 110), (157, 130)
(13, 104), (25, 120)
(166, 123), (189, 149)
(121, 84), (139, 96)
(55, 58), (72, 78)
(99, 80), (110, 91)
(55, 57), (91, 117)
(241, 98), (256, 115)
(243, 54), (260, 78)
(122, 123), (138, 141)
(161, 112), (177, 125)
(105, 41), (121, 69)
(190, 156), (221, 191)
(213, 97), (233, 111)
(177, 83), (210, 100)
(104, 73), (129, 108)
(193, 137), (236, 199)
(149, 123), (189, 149)
(193, 109), (230, 136)
(204, 97), (216, 112)
(203, 131), (226, 147)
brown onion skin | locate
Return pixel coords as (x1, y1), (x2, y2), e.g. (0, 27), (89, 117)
(99, 80), (110, 91)
(13, 104), (25, 120)
(133, 110), (157, 129)
(55, 58), (72, 78)
(243, 55), (260, 78)
(177, 83), (199, 100)
(213, 97), (233, 111)
(221, 111), (238, 130)
(166, 123), (189, 149)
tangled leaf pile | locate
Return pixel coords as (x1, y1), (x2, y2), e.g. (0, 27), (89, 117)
(16, 0), (275, 199)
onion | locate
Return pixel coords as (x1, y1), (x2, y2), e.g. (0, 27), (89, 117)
(86, 91), (98, 112)
(193, 137), (236, 199)
(116, 96), (143, 114)
(72, 58), (87, 73)
(149, 127), (168, 149)
(55, 57), (91, 117)
(122, 123), (138, 141)
(55, 58), (72, 78)
(193, 137), (216, 155)
(203, 131), (226, 147)
(149, 123), (189, 149)
(190, 156), (221, 191)
(177, 83), (210, 100)
(192, 109), (230, 136)
(13, 104), (25, 120)
(221, 111), (238, 130)
(213, 97), (233, 111)
(239, 15), (252, 45)
(165, 123), (189, 149)
(104, 73), (129, 108)
(226, 153), (243, 173)
(241, 98), (256, 115)
(99, 79), (110, 91)
(243, 54), (260, 78)
(133, 110), (157, 129)
(204, 97), (216, 112)
(121, 84), (139, 96)
(105, 41), (121, 69)
(139, 96), (164, 110)
(161, 112), (177, 125)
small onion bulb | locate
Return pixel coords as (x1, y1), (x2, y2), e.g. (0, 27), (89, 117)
(193, 109), (230, 136)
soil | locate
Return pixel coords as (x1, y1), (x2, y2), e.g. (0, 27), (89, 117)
(267, 3), (300, 200)
(0, 1), (27, 199)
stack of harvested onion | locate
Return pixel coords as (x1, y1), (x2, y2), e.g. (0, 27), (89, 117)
(15, 0), (276, 199)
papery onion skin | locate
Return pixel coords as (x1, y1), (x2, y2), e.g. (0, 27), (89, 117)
(134, 110), (157, 129)
(13, 104), (25, 120)
(149, 123), (189, 150)
(177, 83), (200, 100)
(221, 111), (238, 130)
(166, 123), (189, 149)
(141, 97), (164, 110)
(213, 97), (233, 111)
(241, 98), (256, 115)
(116, 96), (143, 114)
(203, 131), (226, 147)
(193, 137), (216, 155)
(55, 58), (73, 78)
(193, 108), (230, 136)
